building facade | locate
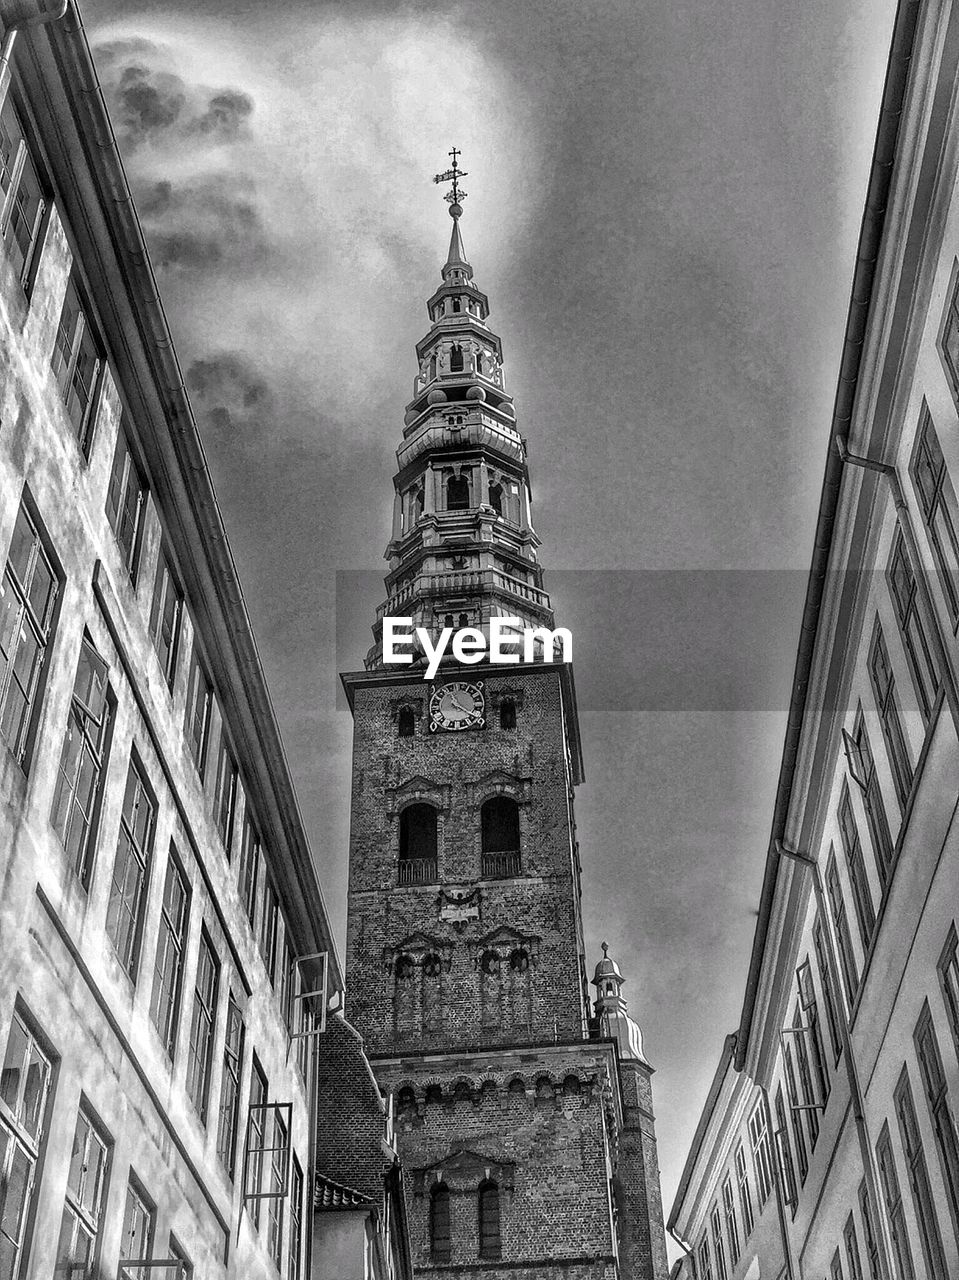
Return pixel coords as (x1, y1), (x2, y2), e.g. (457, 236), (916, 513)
(0, 4), (370, 1278)
(671, 1), (959, 1278)
(342, 180), (668, 1280)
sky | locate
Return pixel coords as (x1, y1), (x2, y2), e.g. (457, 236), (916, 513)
(83, 0), (898, 1250)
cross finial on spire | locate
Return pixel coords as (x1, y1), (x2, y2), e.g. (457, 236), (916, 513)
(433, 146), (469, 218)
(601, 941), (609, 957)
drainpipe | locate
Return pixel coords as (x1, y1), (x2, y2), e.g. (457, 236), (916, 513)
(760, 1085), (799, 1280)
(776, 840), (894, 1280)
(834, 435), (959, 728)
(0, 1), (69, 109)
(668, 1226), (697, 1278)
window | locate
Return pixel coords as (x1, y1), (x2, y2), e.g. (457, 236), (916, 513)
(259, 878), (278, 980)
(50, 272), (101, 452)
(938, 924), (959, 1057)
(894, 1069), (947, 1278)
(838, 786), (876, 952)
(0, 95), (45, 289)
(844, 1212), (864, 1280)
(106, 761), (156, 978)
(797, 960), (829, 1102)
(0, 1011), (53, 1280)
(858, 1180), (881, 1280)
(277, 928), (296, 1031)
(876, 1123), (915, 1280)
(430, 1184), (451, 1263)
(698, 1236), (713, 1280)
(449, 343), (464, 373)
(238, 813), (260, 928)
(149, 551), (181, 688)
(149, 851), (189, 1059)
(844, 714), (894, 886)
(478, 1180), (501, 1261)
(748, 1102), (773, 1205)
(168, 1237), (192, 1280)
(0, 502), (58, 764)
(783, 1045), (808, 1182)
(868, 622), (912, 809)
(911, 406), (959, 621)
(119, 1179), (154, 1280)
(185, 931), (219, 1123)
(499, 697), (516, 729)
(826, 850), (859, 1002)
(888, 532), (939, 721)
(398, 803), (438, 884)
(722, 1176), (739, 1265)
(398, 706), (415, 737)
(51, 636), (112, 886)
(735, 1144), (754, 1238)
(245, 1060), (267, 1229)
(267, 1108), (287, 1267)
(105, 430), (145, 580)
(446, 473), (470, 510)
(481, 796), (521, 878)
(212, 730), (238, 853)
(774, 1087), (797, 1208)
(56, 1105), (110, 1280)
(490, 483), (503, 516)
(709, 1204), (727, 1280)
(216, 994), (244, 1177)
(941, 269), (959, 396)
(914, 1004), (959, 1240)
(288, 1156), (304, 1280)
(813, 917), (843, 1062)
(185, 647), (212, 776)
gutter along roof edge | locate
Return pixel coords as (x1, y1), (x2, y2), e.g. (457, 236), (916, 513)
(734, 0), (921, 1072)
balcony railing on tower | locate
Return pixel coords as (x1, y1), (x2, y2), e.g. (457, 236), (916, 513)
(398, 857), (439, 885)
(481, 850), (522, 879)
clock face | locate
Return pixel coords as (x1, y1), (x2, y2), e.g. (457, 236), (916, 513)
(429, 681), (485, 732)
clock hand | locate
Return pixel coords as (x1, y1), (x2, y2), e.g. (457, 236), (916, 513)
(449, 694), (471, 713)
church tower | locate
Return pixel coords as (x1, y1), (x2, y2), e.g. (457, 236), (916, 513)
(342, 155), (667, 1279)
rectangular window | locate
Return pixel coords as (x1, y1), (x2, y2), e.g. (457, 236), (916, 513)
(238, 813), (260, 929)
(289, 1156), (304, 1280)
(149, 851), (190, 1059)
(185, 647), (212, 777)
(168, 1237), (192, 1280)
(148, 550), (181, 688)
(710, 1204), (727, 1280)
(735, 1144), (754, 1238)
(783, 1046), (808, 1182)
(844, 1212), (864, 1280)
(868, 621), (913, 809)
(216, 994), (244, 1178)
(826, 850), (859, 1002)
(911, 405), (959, 622)
(858, 1180), (881, 1280)
(119, 1179), (154, 1280)
(212, 729), (238, 853)
(0, 95), (45, 289)
(845, 713), (894, 886)
(797, 959), (829, 1100)
(268, 1108), (288, 1267)
(106, 761), (156, 978)
(813, 917), (843, 1063)
(50, 272), (101, 453)
(774, 1087), (797, 1208)
(0, 502), (58, 764)
(888, 532), (940, 722)
(914, 1004), (959, 1241)
(698, 1237), (713, 1280)
(876, 1123), (915, 1280)
(0, 1010), (53, 1280)
(838, 787), (876, 952)
(721, 1176), (739, 1265)
(894, 1068), (947, 1278)
(938, 924), (959, 1058)
(246, 1060), (267, 1229)
(50, 635), (112, 887)
(185, 930), (219, 1124)
(56, 1104), (110, 1279)
(105, 430), (146, 581)
(748, 1102), (773, 1205)
(278, 928), (296, 1032)
(259, 877), (278, 982)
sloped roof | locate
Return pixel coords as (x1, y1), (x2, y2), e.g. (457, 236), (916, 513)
(315, 1174), (374, 1212)
(315, 1013), (391, 1204)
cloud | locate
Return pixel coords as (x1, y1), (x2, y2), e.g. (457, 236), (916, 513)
(186, 351), (273, 439)
(135, 174), (267, 271)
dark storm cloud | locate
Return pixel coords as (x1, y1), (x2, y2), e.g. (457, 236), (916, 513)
(93, 37), (253, 148)
(136, 175), (266, 270)
(187, 351), (272, 439)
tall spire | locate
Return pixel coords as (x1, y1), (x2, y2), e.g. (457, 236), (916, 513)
(434, 145), (473, 281)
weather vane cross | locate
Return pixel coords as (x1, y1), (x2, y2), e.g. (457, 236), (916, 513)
(433, 146), (468, 215)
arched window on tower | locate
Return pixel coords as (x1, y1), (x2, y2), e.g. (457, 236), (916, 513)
(450, 343), (464, 373)
(489, 483), (503, 517)
(479, 949), (502, 1029)
(475, 350), (484, 375)
(398, 707), (415, 738)
(399, 804), (438, 884)
(430, 1184), (451, 1263)
(499, 698), (516, 730)
(478, 1181), (501, 1260)
(429, 355), (437, 381)
(452, 297), (461, 313)
(447, 473), (470, 510)
(411, 485), (424, 525)
(422, 952), (443, 1032)
(394, 954), (417, 1039)
(481, 797), (521, 878)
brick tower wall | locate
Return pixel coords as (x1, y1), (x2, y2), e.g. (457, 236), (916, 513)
(614, 1062), (669, 1280)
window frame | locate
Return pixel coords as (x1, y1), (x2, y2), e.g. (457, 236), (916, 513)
(106, 757), (157, 979)
(105, 429), (146, 583)
(57, 1101), (111, 1280)
(867, 619), (913, 810)
(50, 269), (102, 456)
(149, 847), (190, 1060)
(216, 993), (245, 1179)
(887, 530), (940, 721)
(0, 1007), (55, 1280)
(909, 401), (959, 623)
(185, 928), (220, 1125)
(0, 92), (48, 295)
(148, 548), (183, 690)
(894, 1066), (947, 1279)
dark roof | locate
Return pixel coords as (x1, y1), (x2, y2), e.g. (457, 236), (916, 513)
(666, 1033), (737, 1233)
(315, 1174), (374, 1211)
(734, 0), (922, 1072)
